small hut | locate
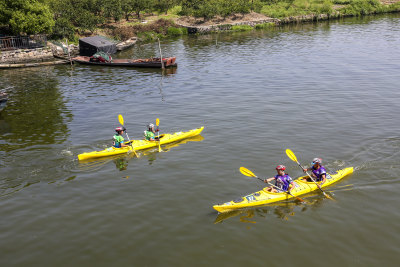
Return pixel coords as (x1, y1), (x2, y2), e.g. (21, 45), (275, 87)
(79, 36), (117, 56)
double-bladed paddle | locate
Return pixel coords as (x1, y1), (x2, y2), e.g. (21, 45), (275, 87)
(239, 167), (305, 203)
(118, 114), (138, 157)
(285, 149), (333, 200)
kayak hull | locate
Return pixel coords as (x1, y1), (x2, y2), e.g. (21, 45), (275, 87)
(78, 126), (204, 161)
(213, 167), (353, 213)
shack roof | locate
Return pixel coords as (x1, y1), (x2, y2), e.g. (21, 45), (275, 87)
(79, 36), (117, 56)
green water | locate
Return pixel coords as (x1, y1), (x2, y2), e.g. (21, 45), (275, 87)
(1, 14), (400, 266)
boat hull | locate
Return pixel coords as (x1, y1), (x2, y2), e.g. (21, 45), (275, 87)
(72, 56), (177, 68)
(213, 167), (354, 213)
(78, 127), (204, 161)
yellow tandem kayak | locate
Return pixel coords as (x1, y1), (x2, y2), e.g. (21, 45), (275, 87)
(213, 167), (353, 213)
(78, 126), (204, 161)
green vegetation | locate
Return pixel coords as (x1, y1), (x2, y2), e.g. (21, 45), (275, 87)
(339, 0), (387, 16)
(255, 22), (276, 29)
(0, 0), (399, 42)
(260, 0), (334, 18)
(231, 25), (254, 31)
(167, 26), (188, 36)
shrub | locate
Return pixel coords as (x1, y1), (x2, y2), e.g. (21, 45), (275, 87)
(112, 26), (135, 40)
(255, 22), (276, 29)
(339, 0), (383, 16)
(167, 27), (188, 36)
(168, 5), (182, 15)
(231, 25), (254, 31)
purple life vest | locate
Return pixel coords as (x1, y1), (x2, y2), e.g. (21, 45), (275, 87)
(312, 166), (327, 181)
(274, 174), (293, 191)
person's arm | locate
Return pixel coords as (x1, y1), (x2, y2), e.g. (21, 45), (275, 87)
(319, 174), (326, 185)
(288, 182), (295, 192)
(263, 177), (275, 183)
(120, 137), (129, 147)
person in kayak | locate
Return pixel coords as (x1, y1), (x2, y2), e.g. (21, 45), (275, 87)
(144, 123), (159, 141)
(113, 127), (129, 148)
(264, 165), (295, 193)
(302, 158), (327, 184)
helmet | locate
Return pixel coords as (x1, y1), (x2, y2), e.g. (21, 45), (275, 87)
(312, 158), (322, 164)
(276, 165), (286, 171)
(115, 126), (126, 132)
(148, 123), (154, 130)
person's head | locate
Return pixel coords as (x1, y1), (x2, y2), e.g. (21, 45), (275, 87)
(311, 158), (322, 167)
(276, 165), (286, 175)
(148, 123), (154, 131)
(115, 126), (125, 135)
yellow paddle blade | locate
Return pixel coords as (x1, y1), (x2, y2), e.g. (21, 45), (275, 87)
(156, 118), (160, 126)
(118, 114), (124, 126)
(286, 149), (298, 163)
(239, 167), (257, 178)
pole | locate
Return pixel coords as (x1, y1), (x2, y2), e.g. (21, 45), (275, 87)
(157, 38), (165, 69)
(65, 39), (72, 65)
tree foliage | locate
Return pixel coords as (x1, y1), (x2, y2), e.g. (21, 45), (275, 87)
(0, 0), (55, 34)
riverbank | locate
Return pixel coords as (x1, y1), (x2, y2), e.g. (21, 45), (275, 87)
(95, 0), (400, 41)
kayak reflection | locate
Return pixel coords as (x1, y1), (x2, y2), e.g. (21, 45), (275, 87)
(78, 134), (204, 171)
(214, 196), (326, 224)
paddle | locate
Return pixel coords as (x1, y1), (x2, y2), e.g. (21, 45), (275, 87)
(118, 114), (138, 157)
(156, 118), (162, 152)
(239, 167), (305, 203)
(285, 149), (333, 200)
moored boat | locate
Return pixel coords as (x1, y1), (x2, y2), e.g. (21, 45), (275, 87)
(72, 56), (177, 68)
(78, 126), (204, 161)
(213, 167), (354, 213)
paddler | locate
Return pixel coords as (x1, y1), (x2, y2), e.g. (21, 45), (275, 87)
(113, 127), (129, 148)
(302, 158), (326, 185)
(264, 165), (295, 193)
(144, 123), (159, 141)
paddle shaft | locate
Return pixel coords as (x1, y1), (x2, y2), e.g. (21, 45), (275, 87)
(156, 118), (162, 152)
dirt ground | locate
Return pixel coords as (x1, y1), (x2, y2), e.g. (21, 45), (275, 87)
(175, 12), (271, 26)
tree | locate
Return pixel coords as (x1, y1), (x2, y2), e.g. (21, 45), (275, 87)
(0, 0), (55, 35)
(132, 0), (153, 19)
(154, 0), (177, 14)
(104, 0), (123, 22)
(49, 0), (104, 34)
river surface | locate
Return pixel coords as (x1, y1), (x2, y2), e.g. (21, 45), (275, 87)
(1, 14), (400, 266)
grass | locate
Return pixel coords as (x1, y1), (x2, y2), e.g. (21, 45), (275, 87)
(255, 22), (276, 29)
(167, 26), (188, 36)
(261, 0), (335, 18)
(231, 25), (254, 31)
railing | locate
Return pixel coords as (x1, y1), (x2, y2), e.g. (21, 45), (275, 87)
(0, 35), (47, 51)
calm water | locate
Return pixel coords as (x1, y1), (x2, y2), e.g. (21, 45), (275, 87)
(1, 14), (400, 266)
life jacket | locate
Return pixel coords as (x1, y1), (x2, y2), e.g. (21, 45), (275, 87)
(274, 174), (293, 191)
(113, 134), (124, 148)
(312, 166), (327, 181)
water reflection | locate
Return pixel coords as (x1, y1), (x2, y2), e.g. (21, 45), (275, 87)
(78, 134), (204, 172)
(0, 67), (72, 150)
(214, 196), (326, 224)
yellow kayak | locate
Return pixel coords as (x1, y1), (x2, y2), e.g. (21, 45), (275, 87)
(213, 167), (353, 213)
(78, 126), (204, 161)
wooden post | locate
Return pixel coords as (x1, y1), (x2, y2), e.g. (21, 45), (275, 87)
(157, 38), (165, 69)
(65, 39), (72, 65)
